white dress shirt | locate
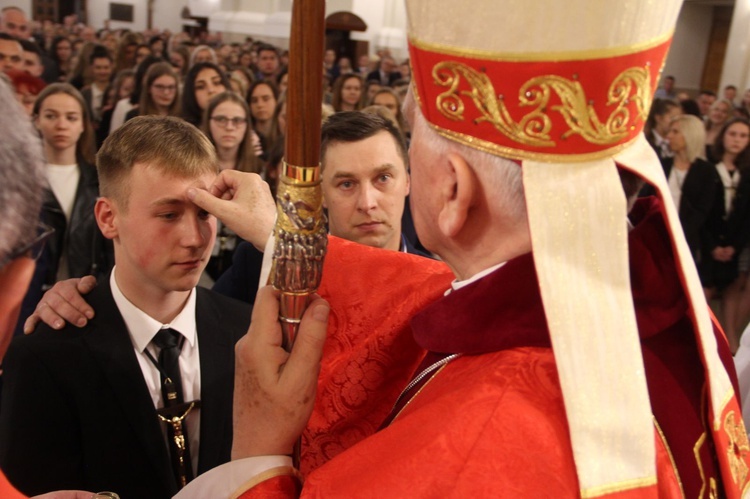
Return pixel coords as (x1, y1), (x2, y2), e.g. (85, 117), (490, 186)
(110, 269), (202, 476)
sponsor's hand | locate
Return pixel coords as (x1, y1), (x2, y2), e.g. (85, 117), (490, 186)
(24, 276), (97, 333)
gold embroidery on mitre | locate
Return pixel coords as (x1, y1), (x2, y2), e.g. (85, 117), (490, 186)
(432, 62), (651, 148)
(724, 411), (750, 487)
(433, 62), (553, 147)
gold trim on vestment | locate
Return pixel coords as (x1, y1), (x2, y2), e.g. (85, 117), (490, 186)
(724, 411), (750, 487)
(230, 466), (302, 499)
(694, 431), (708, 498)
(715, 388), (737, 431)
(653, 417), (685, 497)
(408, 30), (674, 62)
(579, 475), (657, 498)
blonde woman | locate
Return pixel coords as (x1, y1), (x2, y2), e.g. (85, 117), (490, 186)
(665, 114), (718, 262)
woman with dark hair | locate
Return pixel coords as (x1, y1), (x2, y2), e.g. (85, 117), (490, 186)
(680, 99), (701, 118)
(200, 91), (263, 280)
(706, 118), (750, 351)
(134, 44), (152, 66)
(181, 61), (230, 126)
(66, 41), (97, 90)
(17, 83), (112, 333)
(46, 36), (73, 83)
(109, 55), (162, 133)
(644, 98), (681, 163)
(331, 73), (364, 112)
(96, 69), (135, 148)
(247, 79), (279, 148)
(124, 62), (180, 120)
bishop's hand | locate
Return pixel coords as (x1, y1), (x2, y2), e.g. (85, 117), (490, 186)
(231, 286), (329, 459)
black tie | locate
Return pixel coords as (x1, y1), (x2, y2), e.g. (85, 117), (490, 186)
(151, 328), (194, 486)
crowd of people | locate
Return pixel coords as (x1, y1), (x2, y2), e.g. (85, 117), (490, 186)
(1, 0), (749, 497)
(645, 76), (750, 352)
(0, 5), (416, 334)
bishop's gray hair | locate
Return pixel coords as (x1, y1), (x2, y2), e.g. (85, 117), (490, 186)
(0, 78), (46, 265)
(405, 90), (527, 223)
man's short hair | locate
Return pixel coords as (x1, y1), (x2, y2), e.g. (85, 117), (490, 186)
(18, 38), (40, 56)
(699, 89), (716, 97)
(321, 111), (408, 170)
(725, 85), (737, 91)
(89, 44), (112, 64)
(0, 79), (45, 263)
(257, 43), (278, 58)
(0, 32), (19, 43)
(97, 116), (218, 209)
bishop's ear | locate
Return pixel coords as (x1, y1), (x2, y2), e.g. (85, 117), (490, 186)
(94, 197), (118, 240)
(437, 152), (476, 238)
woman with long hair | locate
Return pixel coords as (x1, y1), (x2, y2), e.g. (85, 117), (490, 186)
(644, 98), (681, 163)
(247, 79), (279, 147)
(17, 83), (112, 332)
(181, 61), (230, 126)
(97, 69), (135, 147)
(370, 87), (407, 134)
(67, 42), (97, 90)
(47, 36), (73, 83)
(109, 55), (162, 134)
(113, 32), (139, 74)
(707, 118), (750, 352)
(201, 91), (262, 173)
(200, 91), (263, 280)
(124, 62), (180, 120)
(664, 114), (718, 263)
(331, 73), (364, 112)
(169, 45), (190, 79)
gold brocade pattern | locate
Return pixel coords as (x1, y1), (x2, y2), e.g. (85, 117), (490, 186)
(724, 411), (750, 487)
(432, 62), (651, 147)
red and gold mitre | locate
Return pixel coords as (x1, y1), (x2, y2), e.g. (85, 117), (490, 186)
(406, 0), (748, 497)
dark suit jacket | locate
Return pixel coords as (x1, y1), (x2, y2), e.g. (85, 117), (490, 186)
(366, 69), (401, 86)
(662, 157), (718, 262)
(0, 279), (251, 498)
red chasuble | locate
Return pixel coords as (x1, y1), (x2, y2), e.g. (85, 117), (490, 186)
(241, 198), (742, 498)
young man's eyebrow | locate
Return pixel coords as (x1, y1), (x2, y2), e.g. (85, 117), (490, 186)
(150, 198), (184, 207)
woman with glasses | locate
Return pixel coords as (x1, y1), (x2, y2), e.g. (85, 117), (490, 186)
(201, 91), (263, 280)
(124, 62), (181, 121)
(17, 83), (113, 334)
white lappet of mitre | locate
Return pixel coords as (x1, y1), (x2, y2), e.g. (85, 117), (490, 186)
(405, 0), (742, 496)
